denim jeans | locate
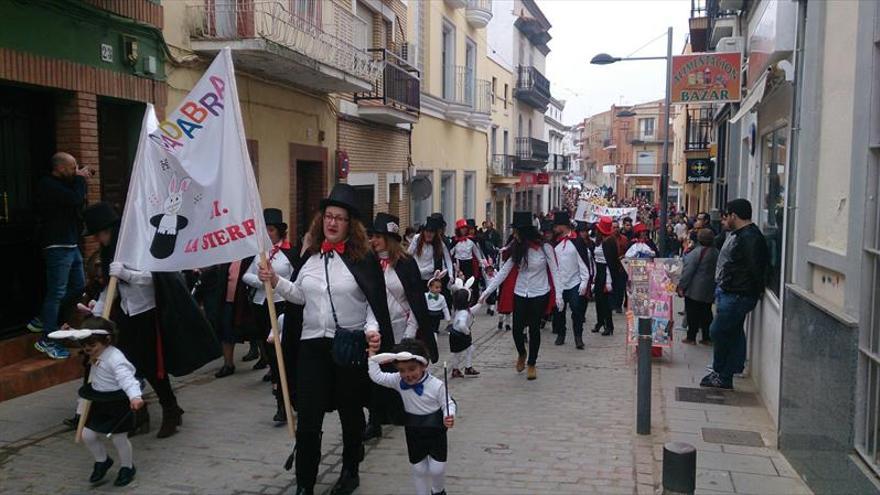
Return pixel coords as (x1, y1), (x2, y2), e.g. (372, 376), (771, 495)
(553, 285), (587, 338)
(40, 247), (85, 337)
(710, 289), (758, 381)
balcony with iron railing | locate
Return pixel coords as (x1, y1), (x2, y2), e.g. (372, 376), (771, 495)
(549, 154), (570, 172)
(354, 49), (420, 124)
(490, 154), (516, 178)
(685, 108), (713, 151)
(514, 137), (549, 170)
(690, 0), (741, 52)
(514, 65), (551, 111)
(186, 1), (381, 93)
(465, 0), (492, 28)
(445, 66), (491, 127)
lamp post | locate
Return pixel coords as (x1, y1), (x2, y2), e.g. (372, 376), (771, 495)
(591, 26), (673, 256)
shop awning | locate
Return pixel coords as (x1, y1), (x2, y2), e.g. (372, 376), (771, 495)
(729, 71), (769, 124)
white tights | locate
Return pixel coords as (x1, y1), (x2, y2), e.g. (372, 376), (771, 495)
(82, 428), (133, 468)
(411, 457), (446, 495)
(452, 346), (473, 370)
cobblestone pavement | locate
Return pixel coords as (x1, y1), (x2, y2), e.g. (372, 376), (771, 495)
(0, 305), (810, 495)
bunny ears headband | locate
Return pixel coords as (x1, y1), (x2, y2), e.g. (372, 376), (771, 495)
(452, 276), (475, 292)
(370, 352), (429, 366)
(428, 269), (447, 286)
(48, 329), (110, 341)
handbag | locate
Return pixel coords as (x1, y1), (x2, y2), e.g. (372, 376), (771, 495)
(324, 254), (368, 368)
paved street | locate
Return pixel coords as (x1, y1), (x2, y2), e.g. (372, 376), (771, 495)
(0, 307), (810, 495)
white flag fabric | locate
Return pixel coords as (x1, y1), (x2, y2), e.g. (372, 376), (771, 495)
(574, 201), (638, 224)
(115, 49), (270, 271)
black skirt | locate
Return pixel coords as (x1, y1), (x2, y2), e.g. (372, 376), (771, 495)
(404, 410), (447, 464)
(448, 329), (472, 353)
(79, 385), (133, 434)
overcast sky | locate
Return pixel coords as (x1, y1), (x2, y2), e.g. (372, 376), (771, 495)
(539, 0), (692, 125)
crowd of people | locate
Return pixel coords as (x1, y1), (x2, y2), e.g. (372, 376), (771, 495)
(29, 151), (769, 494)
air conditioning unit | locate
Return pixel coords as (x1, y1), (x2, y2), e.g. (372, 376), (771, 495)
(715, 36), (744, 54)
(718, 0), (744, 11)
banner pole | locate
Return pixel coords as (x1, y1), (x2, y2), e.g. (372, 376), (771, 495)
(75, 276), (118, 443)
(261, 253), (296, 438)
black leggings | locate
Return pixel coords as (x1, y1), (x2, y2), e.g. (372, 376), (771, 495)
(594, 290), (614, 331)
(513, 294), (549, 366)
(145, 375), (177, 410)
(685, 298), (713, 341)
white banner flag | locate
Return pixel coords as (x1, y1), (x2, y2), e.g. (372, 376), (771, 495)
(115, 49), (270, 271)
(574, 201), (639, 224)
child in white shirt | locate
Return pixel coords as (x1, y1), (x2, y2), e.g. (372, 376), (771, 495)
(449, 277), (481, 378)
(424, 271), (451, 337)
(368, 339), (456, 495)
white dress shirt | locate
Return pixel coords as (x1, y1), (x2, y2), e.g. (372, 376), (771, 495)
(451, 305), (482, 335)
(94, 266), (155, 317)
(381, 256), (417, 343)
(242, 244), (295, 304)
(368, 360), (456, 416)
(425, 293), (451, 320)
(451, 238), (485, 263)
(554, 235), (590, 293)
(89, 346), (142, 400)
(482, 244), (561, 301)
(274, 252), (378, 340)
(408, 234), (454, 281)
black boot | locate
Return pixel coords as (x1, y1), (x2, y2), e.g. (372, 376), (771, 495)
(363, 422), (382, 441)
(575, 336), (585, 350)
(156, 404), (183, 438)
(554, 333), (565, 345)
(89, 457), (113, 483)
(273, 391), (287, 424)
(592, 323), (602, 333)
(330, 465), (360, 495)
(242, 341), (259, 361)
(295, 487), (314, 495)
(601, 326), (614, 336)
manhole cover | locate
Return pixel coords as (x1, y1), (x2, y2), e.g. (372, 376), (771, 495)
(702, 428), (765, 447)
(675, 387), (759, 406)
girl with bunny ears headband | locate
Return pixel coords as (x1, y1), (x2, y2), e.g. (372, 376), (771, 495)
(448, 277), (481, 379)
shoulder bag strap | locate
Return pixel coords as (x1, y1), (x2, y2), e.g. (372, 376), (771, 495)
(323, 254), (340, 328)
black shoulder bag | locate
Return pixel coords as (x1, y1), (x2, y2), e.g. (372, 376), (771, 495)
(324, 253), (368, 368)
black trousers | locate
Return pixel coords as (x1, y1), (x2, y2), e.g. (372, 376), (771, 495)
(594, 290), (614, 331)
(253, 301), (286, 390)
(685, 298), (713, 341)
(295, 338), (368, 489)
(513, 294), (549, 366)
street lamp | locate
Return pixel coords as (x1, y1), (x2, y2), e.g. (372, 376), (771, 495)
(591, 27), (673, 257)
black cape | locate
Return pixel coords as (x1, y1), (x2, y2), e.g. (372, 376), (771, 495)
(394, 256), (438, 362)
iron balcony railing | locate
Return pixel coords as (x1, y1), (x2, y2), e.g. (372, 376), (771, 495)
(515, 65), (551, 109)
(186, 1), (381, 83)
(490, 154), (515, 176)
(355, 49), (420, 114)
(686, 107), (713, 151)
(474, 79), (491, 114)
(453, 65), (475, 106)
(550, 154), (570, 171)
(515, 137), (549, 168)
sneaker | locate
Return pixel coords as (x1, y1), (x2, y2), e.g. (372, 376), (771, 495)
(464, 367), (480, 376)
(26, 317), (43, 333)
(700, 372), (733, 389)
(451, 369), (463, 379)
(35, 340), (69, 359)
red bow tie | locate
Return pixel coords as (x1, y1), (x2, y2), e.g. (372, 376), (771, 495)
(321, 240), (346, 255)
(380, 258), (391, 270)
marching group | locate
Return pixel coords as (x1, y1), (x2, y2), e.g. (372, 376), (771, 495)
(28, 151), (769, 495)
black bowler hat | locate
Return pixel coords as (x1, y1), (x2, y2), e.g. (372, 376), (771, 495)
(370, 212), (402, 241)
(263, 208), (287, 231)
(82, 202), (119, 236)
(575, 221), (589, 232)
(429, 212), (447, 227)
(540, 220), (553, 232)
(467, 218), (476, 228)
(320, 183), (360, 219)
(553, 212), (571, 226)
(510, 211), (534, 229)
(424, 215), (444, 232)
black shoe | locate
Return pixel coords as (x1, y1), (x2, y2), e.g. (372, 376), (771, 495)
(601, 327), (614, 336)
(363, 423), (382, 441)
(113, 466), (136, 487)
(329, 467), (360, 495)
(504, 324), (512, 332)
(89, 457), (113, 483)
(262, 370), (272, 382)
(252, 358), (268, 370)
(273, 405), (287, 424)
(63, 414), (80, 431)
(575, 336), (585, 350)
(487, 309), (495, 316)
(156, 406), (183, 438)
(614, 308), (623, 314)
(554, 335), (565, 345)
(497, 320), (503, 330)
(295, 487), (315, 495)
(214, 364), (235, 378)
(432, 491), (447, 495)
(242, 343), (260, 362)
(592, 324), (602, 333)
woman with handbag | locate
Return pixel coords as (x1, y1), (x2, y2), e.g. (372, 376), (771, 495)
(479, 211), (562, 381)
(363, 212), (435, 441)
(258, 184), (392, 495)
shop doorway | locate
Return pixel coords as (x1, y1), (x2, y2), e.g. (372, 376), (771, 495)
(98, 98), (143, 213)
(352, 185), (374, 224)
(0, 85), (55, 337)
(295, 160), (323, 239)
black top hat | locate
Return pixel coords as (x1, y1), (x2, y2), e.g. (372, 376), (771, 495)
(263, 208), (287, 230)
(423, 215), (444, 232)
(575, 221), (589, 232)
(466, 218), (476, 228)
(320, 183), (360, 219)
(369, 212), (402, 241)
(510, 211), (534, 230)
(82, 202), (119, 236)
(429, 212), (447, 226)
(553, 212), (571, 226)
(540, 220), (553, 232)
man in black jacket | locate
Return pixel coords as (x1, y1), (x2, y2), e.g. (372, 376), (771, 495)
(701, 199), (769, 390)
(31, 152), (91, 359)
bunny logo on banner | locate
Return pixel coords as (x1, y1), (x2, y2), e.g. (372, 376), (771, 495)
(149, 174), (192, 259)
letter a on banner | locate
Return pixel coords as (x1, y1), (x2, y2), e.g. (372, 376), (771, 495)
(115, 48), (270, 271)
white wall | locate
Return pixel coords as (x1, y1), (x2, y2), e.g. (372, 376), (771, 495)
(487, 0), (516, 70)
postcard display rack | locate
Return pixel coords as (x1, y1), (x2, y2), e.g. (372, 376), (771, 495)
(622, 258), (683, 357)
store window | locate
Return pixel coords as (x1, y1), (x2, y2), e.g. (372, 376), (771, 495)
(440, 171), (456, 235)
(761, 126), (787, 297)
(464, 172), (476, 219)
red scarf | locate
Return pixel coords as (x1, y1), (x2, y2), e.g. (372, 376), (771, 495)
(268, 240), (292, 261)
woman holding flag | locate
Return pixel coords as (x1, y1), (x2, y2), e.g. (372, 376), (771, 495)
(258, 183), (394, 495)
